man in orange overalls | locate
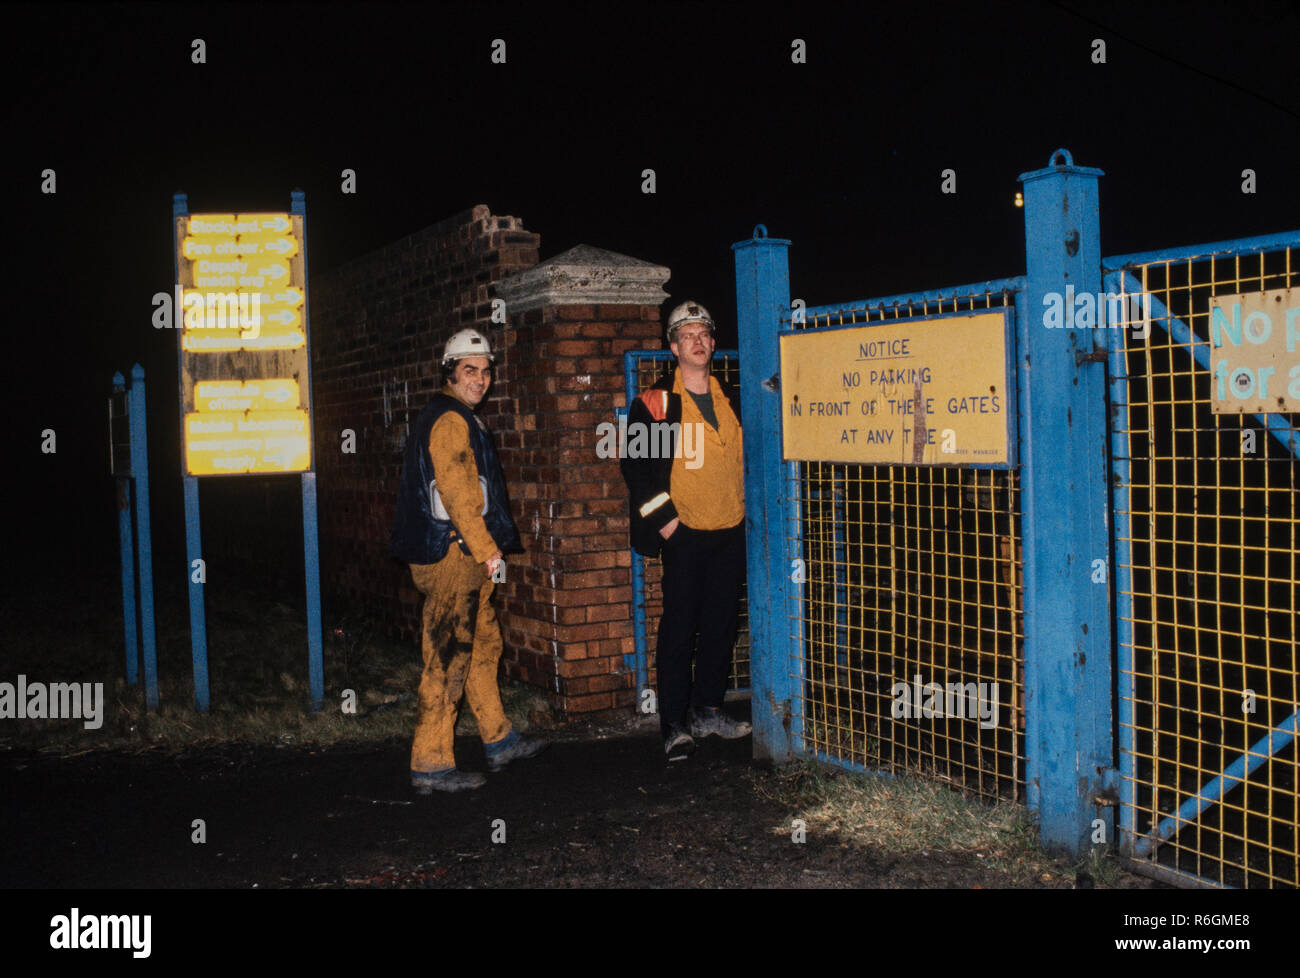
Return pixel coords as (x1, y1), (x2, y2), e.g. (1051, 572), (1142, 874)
(391, 328), (546, 793)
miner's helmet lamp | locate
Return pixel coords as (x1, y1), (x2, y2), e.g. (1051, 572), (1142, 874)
(441, 328), (494, 367)
(666, 301), (714, 343)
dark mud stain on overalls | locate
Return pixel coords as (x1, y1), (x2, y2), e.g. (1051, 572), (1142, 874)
(431, 587), (479, 668)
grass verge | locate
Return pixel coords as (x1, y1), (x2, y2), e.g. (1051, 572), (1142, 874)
(754, 760), (1141, 888)
(0, 573), (555, 756)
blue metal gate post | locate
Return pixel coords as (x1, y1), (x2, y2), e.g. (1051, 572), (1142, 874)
(618, 357), (652, 696)
(1018, 150), (1114, 857)
(733, 226), (796, 763)
(113, 371), (139, 688)
(129, 364), (159, 711)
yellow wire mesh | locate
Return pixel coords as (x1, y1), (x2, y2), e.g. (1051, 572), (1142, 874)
(789, 292), (1024, 803)
(1112, 248), (1299, 888)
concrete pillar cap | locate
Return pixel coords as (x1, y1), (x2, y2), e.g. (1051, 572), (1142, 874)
(492, 244), (670, 314)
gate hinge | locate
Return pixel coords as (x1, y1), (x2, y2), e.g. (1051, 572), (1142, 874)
(1096, 767), (1120, 801)
(1074, 346), (1107, 366)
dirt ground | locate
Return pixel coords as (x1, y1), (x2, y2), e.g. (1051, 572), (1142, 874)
(0, 562), (1159, 891)
(1, 706), (1156, 889)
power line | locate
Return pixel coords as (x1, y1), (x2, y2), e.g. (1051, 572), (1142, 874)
(1049, 0), (1300, 123)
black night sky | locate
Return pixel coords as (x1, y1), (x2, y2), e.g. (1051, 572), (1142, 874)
(5, 0), (1300, 586)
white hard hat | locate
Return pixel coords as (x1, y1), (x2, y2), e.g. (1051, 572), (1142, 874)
(441, 328), (494, 366)
(666, 301), (714, 341)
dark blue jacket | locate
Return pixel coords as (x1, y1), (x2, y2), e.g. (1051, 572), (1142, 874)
(390, 392), (522, 565)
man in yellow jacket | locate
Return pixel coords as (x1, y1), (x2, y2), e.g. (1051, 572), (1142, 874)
(621, 301), (752, 761)
(391, 329), (546, 793)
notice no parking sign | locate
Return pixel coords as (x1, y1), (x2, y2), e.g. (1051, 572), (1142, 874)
(779, 309), (1017, 467)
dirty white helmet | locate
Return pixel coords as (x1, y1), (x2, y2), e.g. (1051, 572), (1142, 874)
(666, 300), (714, 341)
(441, 328), (494, 366)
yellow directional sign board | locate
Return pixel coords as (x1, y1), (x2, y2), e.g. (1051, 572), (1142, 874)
(780, 311), (1015, 466)
(184, 411), (311, 475)
(1208, 287), (1300, 414)
(177, 209), (313, 475)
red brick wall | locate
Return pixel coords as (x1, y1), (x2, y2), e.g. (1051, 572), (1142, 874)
(310, 205), (539, 644)
(495, 303), (664, 714)
(311, 209), (672, 719)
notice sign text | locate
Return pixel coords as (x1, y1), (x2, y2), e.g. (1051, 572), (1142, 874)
(780, 311), (1015, 466)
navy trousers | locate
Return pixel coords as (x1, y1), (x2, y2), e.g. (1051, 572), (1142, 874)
(655, 521), (746, 736)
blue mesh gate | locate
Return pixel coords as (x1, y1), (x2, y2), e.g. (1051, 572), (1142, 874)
(733, 154), (1300, 883)
(1104, 234), (1300, 888)
(772, 288), (1026, 803)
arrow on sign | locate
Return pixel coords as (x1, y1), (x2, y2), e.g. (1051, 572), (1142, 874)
(234, 261), (291, 283)
(254, 215), (291, 233)
(260, 237), (296, 256)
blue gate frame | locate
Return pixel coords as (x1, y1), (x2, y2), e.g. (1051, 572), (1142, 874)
(734, 154), (1121, 861)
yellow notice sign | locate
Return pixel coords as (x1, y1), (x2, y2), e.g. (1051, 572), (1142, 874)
(780, 311), (1014, 466)
(184, 410), (311, 474)
(1209, 287), (1300, 414)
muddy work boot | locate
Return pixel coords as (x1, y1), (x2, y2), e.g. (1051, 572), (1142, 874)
(689, 706), (752, 740)
(484, 730), (549, 772)
(411, 769), (487, 794)
(663, 724), (696, 762)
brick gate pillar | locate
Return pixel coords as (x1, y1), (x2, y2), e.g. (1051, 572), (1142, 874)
(492, 246), (671, 717)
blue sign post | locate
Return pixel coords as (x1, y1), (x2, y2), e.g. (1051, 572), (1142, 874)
(295, 189), (325, 710)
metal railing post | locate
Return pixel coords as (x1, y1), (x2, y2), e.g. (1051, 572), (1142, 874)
(128, 364), (158, 711)
(1018, 149), (1115, 856)
(733, 226), (795, 763)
